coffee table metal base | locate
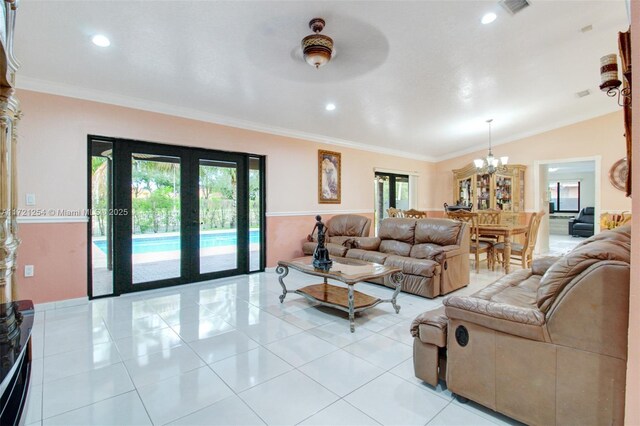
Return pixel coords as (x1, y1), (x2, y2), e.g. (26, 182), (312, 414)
(276, 266), (402, 332)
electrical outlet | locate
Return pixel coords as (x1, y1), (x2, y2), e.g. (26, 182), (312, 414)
(24, 265), (34, 277)
(25, 193), (36, 206)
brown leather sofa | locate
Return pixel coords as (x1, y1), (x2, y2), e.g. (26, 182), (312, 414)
(302, 214), (372, 258)
(411, 224), (631, 425)
(345, 218), (470, 298)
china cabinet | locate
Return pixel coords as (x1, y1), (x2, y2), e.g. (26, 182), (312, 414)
(452, 163), (526, 214)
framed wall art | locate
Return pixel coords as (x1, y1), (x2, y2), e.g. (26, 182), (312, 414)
(318, 149), (341, 204)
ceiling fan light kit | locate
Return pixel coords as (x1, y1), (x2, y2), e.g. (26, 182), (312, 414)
(302, 18), (334, 69)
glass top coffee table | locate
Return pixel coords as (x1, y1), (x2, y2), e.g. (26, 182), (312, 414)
(276, 257), (403, 332)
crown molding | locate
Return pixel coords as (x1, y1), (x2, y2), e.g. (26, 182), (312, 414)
(16, 76), (437, 162)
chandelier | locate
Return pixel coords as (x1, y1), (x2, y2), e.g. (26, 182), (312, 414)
(301, 18), (334, 69)
(473, 119), (508, 175)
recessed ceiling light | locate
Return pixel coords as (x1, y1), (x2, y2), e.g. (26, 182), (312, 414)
(325, 103), (336, 111)
(549, 167), (559, 172)
(481, 13), (497, 25)
(91, 34), (111, 47)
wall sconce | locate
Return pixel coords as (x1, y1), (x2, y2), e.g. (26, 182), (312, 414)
(600, 53), (631, 107)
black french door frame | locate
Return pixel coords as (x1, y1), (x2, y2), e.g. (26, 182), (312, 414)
(375, 171), (409, 209)
(87, 135), (266, 298)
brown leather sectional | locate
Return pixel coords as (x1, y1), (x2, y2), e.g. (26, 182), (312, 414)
(305, 216), (470, 298)
(411, 224), (631, 425)
(302, 214), (372, 258)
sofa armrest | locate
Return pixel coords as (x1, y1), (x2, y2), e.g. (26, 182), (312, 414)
(444, 296), (545, 326)
(410, 307), (447, 340)
(531, 256), (561, 276)
(439, 245), (466, 258)
(353, 237), (381, 251)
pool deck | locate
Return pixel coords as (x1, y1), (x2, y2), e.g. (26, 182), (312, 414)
(92, 251), (261, 296)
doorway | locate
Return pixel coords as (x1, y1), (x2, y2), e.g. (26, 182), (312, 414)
(374, 172), (409, 233)
(88, 136), (265, 298)
(534, 157), (599, 256)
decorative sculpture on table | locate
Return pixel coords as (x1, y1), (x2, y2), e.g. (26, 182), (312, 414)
(312, 215), (332, 271)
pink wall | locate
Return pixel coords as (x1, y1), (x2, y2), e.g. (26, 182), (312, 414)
(16, 90), (434, 213)
(267, 212), (374, 265)
(15, 90), (432, 303)
(433, 112), (631, 213)
(16, 223), (87, 303)
(625, 3), (639, 423)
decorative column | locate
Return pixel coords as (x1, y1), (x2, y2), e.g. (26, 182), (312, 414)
(0, 0), (21, 308)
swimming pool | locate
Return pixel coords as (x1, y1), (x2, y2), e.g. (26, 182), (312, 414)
(93, 230), (260, 254)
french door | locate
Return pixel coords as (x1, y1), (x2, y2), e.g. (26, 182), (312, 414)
(374, 172), (409, 232)
(88, 136), (265, 298)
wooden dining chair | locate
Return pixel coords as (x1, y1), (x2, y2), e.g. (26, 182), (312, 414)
(387, 207), (403, 218)
(478, 209), (501, 225)
(447, 210), (493, 273)
(493, 211), (544, 270)
(403, 209), (427, 219)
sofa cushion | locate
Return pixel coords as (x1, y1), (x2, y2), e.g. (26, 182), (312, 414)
(327, 214), (371, 238)
(536, 239), (631, 313)
(445, 296), (545, 326)
(328, 236), (355, 247)
(379, 240), (412, 257)
(302, 241), (349, 257)
(410, 243), (444, 260)
(345, 249), (389, 264)
(531, 256), (561, 276)
(326, 242), (348, 257)
(415, 218), (462, 246)
(353, 237), (381, 251)
(378, 218), (416, 244)
(384, 255), (439, 277)
(471, 269), (540, 309)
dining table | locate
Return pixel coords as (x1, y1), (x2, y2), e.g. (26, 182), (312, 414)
(476, 223), (528, 274)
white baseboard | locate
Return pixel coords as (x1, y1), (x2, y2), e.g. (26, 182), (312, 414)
(35, 297), (89, 311)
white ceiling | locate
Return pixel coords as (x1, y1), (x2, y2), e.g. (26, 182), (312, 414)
(15, 1), (629, 160)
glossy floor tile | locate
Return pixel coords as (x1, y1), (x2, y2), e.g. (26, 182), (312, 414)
(42, 391), (152, 426)
(25, 269), (521, 425)
(136, 366), (234, 425)
(210, 347), (294, 392)
(298, 350), (384, 397)
(239, 370), (339, 425)
(344, 373), (450, 425)
(298, 400), (379, 426)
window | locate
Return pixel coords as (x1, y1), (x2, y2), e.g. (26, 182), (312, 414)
(548, 181), (580, 213)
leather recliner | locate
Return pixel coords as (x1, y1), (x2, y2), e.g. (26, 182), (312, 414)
(411, 224), (631, 425)
(302, 214), (372, 257)
(568, 206), (595, 237)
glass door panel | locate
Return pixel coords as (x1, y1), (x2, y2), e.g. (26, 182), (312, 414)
(374, 174), (390, 233)
(90, 140), (114, 297)
(131, 153), (181, 284)
(198, 159), (238, 274)
(395, 176), (409, 210)
(249, 157), (263, 272)
(495, 175), (513, 211)
(476, 173), (491, 210)
(457, 177), (472, 207)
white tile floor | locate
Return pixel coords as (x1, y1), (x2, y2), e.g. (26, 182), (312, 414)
(25, 266), (523, 426)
